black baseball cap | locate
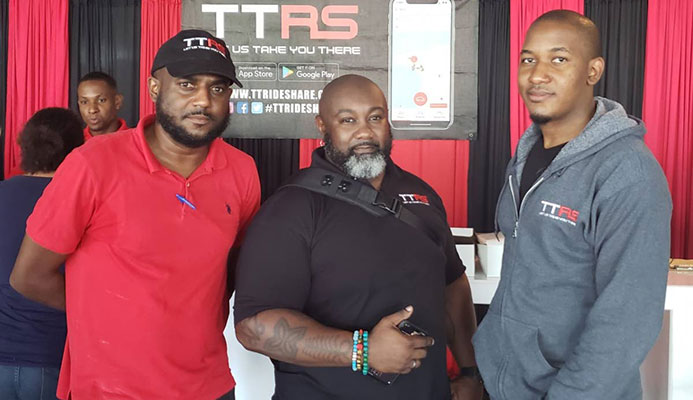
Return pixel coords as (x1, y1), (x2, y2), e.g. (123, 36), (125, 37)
(151, 29), (243, 87)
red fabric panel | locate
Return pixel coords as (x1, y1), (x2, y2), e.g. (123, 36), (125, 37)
(4, 0), (69, 179)
(642, 0), (693, 258)
(299, 138), (322, 169)
(509, 0), (583, 155)
(138, 0), (181, 118)
(298, 139), (469, 227)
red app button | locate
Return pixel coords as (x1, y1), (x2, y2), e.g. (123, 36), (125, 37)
(414, 92), (427, 106)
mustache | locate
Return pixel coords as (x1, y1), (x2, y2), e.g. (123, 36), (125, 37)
(349, 140), (380, 152)
(527, 85), (552, 92)
(183, 110), (214, 120)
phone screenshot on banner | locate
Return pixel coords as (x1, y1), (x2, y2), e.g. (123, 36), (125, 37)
(389, 0), (454, 130)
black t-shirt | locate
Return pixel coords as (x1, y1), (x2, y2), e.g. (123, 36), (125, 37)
(234, 148), (464, 400)
(519, 136), (566, 202)
(0, 176), (67, 367)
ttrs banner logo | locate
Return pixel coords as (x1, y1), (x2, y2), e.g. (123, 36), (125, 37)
(202, 4), (359, 40)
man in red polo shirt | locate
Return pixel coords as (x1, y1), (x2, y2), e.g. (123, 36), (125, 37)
(10, 30), (260, 400)
(76, 71), (128, 141)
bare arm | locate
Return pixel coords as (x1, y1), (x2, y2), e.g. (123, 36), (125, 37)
(236, 306), (434, 373)
(445, 274), (477, 366)
(446, 275), (484, 399)
(10, 234), (68, 310)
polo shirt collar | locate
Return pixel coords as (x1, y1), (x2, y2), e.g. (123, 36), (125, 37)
(134, 114), (228, 175)
(83, 118), (128, 138)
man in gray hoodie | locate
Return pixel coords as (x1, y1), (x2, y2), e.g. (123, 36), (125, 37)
(473, 10), (672, 400)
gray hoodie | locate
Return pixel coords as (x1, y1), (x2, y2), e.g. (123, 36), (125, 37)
(473, 97), (672, 400)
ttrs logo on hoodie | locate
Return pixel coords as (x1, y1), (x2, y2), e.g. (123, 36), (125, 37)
(539, 200), (579, 226)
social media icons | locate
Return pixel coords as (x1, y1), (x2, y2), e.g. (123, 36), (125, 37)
(251, 102), (264, 114)
(236, 101), (249, 114)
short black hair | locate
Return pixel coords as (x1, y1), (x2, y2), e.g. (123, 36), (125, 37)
(18, 108), (84, 173)
(531, 10), (602, 59)
(78, 71), (118, 90)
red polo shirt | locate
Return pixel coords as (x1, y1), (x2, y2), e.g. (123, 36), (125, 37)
(27, 115), (261, 400)
(82, 117), (128, 141)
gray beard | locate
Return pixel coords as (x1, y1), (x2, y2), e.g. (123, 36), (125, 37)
(323, 134), (391, 180)
(343, 152), (387, 180)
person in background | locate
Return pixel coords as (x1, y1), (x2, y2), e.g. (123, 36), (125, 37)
(76, 71), (126, 141)
(473, 10), (672, 400)
(0, 108), (83, 400)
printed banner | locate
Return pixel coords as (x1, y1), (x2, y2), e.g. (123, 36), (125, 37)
(183, 0), (478, 139)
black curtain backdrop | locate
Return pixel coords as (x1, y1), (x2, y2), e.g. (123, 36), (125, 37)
(468, 0), (511, 233)
(585, 0), (648, 118)
(0, 0), (8, 180)
(225, 138), (300, 202)
(69, 0), (141, 128)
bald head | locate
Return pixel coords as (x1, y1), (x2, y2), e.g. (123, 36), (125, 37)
(529, 10), (602, 60)
(318, 74), (387, 119)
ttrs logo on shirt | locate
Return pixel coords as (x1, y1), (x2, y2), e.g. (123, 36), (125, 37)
(539, 200), (579, 226)
(398, 194), (430, 206)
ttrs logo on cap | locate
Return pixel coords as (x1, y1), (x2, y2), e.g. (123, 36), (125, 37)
(202, 4), (358, 40)
(182, 37), (228, 58)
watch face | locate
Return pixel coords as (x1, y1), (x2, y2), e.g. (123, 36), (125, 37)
(457, 366), (482, 380)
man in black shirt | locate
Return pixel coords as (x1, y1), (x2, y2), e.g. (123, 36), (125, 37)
(234, 75), (482, 399)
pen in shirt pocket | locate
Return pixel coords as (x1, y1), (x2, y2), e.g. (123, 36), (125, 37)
(176, 194), (196, 210)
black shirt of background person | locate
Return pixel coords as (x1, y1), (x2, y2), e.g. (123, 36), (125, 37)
(0, 176), (67, 367)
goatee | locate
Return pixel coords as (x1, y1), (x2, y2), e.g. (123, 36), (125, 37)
(155, 97), (229, 148)
(529, 113), (552, 125)
(324, 134), (393, 180)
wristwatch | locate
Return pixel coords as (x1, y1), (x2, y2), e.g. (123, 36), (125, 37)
(457, 366), (483, 384)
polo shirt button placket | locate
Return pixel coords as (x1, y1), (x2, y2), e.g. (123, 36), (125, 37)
(184, 182), (191, 217)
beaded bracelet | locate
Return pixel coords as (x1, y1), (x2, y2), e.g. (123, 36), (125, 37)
(351, 329), (370, 375)
(362, 330), (369, 375)
(356, 329), (364, 372)
(351, 330), (359, 372)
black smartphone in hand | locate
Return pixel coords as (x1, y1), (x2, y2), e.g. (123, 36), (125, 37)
(397, 320), (429, 337)
(367, 320), (430, 385)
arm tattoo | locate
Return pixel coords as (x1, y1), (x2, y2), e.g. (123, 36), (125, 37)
(302, 335), (352, 364)
(264, 318), (307, 358)
(237, 315), (265, 348)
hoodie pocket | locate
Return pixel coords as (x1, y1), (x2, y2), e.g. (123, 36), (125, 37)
(498, 317), (557, 400)
(473, 313), (558, 400)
